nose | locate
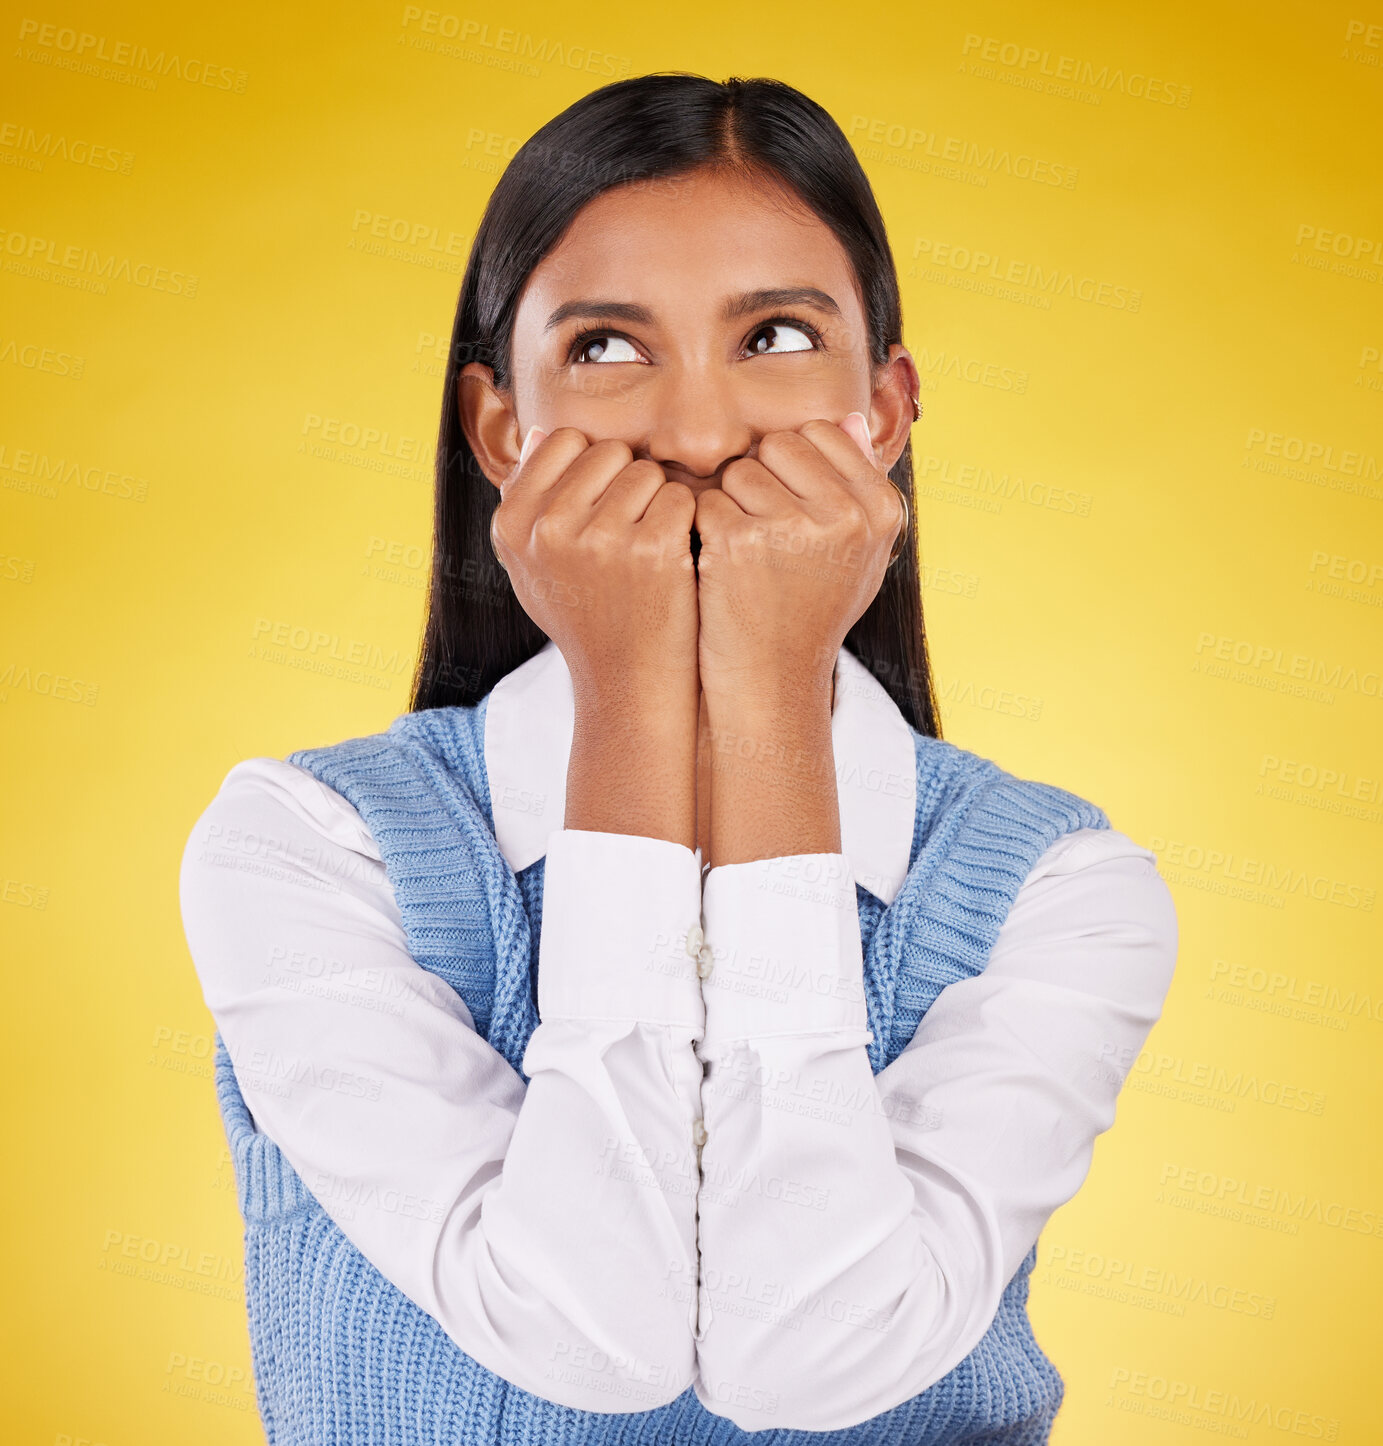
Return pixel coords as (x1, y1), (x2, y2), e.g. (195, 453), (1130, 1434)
(644, 369), (754, 489)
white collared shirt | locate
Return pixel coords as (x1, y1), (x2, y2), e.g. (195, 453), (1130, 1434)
(179, 640), (1178, 1429)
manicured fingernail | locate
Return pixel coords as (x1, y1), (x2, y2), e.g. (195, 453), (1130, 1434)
(519, 424), (546, 466)
(844, 411), (873, 461)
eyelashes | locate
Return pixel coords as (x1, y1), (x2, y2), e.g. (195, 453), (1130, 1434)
(566, 330), (640, 365)
(563, 313), (826, 366)
(746, 315), (825, 354)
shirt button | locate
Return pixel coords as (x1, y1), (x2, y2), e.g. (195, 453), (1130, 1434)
(696, 944), (715, 979)
(685, 923), (705, 958)
(692, 1118), (708, 1149)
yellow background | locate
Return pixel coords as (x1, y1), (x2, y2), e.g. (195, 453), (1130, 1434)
(3, 1), (1379, 1440)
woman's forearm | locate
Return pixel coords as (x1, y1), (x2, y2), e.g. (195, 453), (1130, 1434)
(566, 673), (699, 852)
(182, 762), (707, 1413)
(702, 681), (839, 868)
(688, 829), (1181, 1431)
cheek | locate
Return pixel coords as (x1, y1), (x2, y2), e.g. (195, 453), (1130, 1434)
(738, 363), (864, 421)
(560, 368), (646, 407)
(515, 355), (870, 433)
(523, 369), (652, 428)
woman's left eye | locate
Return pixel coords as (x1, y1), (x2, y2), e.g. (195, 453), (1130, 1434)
(746, 321), (817, 356)
(573, 333), (642, 364)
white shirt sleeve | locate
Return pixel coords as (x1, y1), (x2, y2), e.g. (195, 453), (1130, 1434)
(691, 827), (1179, 1432)
(178, 757), (706, 1414)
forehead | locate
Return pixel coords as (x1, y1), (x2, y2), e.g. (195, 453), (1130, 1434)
(514, 166), (862, 324)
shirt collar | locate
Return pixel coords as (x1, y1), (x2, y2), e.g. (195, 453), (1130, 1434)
(483, 639), (917, 904)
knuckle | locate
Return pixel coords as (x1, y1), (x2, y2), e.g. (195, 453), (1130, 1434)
(589, 436), (634, 466)
(756, 433), (786, 465)
(727, 529), (759, 565)
(722, 456), (756, 485)
(623, 457), (664, 484)
(661, 479), (696, 513)
(583, 520), (618, 555)
(628, 531), (663, 563)
(758, 429), (800, 460)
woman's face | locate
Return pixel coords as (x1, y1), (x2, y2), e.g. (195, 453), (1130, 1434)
(460, 165), (918, 496)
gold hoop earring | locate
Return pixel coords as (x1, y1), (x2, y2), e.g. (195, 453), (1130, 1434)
(489, 505), (509, 577)
(911, 394), (923, 421)
(886, 485), (911, 568)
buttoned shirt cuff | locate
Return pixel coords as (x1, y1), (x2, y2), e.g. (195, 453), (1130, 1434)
(700, 852), (868, 1051)
(537, 828), (706, 1033)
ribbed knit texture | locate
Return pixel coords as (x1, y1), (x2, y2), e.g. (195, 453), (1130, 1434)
(211, 686), (1109, 1444)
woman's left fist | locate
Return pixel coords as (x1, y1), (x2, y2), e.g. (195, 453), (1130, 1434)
(693, 414), (907, 711)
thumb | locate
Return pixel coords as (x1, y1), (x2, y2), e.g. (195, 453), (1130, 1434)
(841, 411), (873, 463)
(503, 425), (547, 493)
(518, 424), (548, 469)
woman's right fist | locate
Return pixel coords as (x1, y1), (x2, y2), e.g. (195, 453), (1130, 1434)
(489, 426), (699, 702)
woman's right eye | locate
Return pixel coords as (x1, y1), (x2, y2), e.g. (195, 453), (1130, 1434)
(572, 333), (642, 364)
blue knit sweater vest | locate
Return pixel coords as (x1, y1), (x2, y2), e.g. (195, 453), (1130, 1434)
(211, 683), (1110, 1444)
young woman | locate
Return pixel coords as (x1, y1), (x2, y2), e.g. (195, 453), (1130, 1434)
(180, 73), (1177, 1444)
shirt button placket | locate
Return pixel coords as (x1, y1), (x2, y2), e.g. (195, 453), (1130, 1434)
(686, 920), (715, 980)
(687, 918), (716, 980)
(690, 850), (710, 1125)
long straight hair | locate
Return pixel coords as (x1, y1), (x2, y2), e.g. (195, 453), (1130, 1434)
(409, 72), (942, 739)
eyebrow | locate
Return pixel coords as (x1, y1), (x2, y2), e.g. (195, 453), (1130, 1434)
(543, 286), (842, 332)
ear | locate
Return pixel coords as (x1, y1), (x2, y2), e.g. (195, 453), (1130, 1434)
(457, 362), (521, 489)
(865, 345), (921, 473)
